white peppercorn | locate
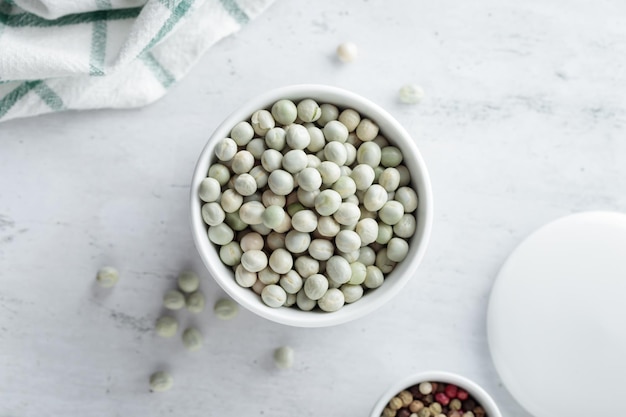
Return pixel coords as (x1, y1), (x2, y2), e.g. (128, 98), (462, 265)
(297, 167), (322, 192)
(318, 288), (345, 312)
(96, 266), (119, 288)
(163, 290), (185, 310)
(291, 210), (318, 233)
(387, 238), (409, 262)
(258, 266), (280, 284)
(240, 232), (264, 252)
(201, 202), (225, 226)
(261, 284), (287, 307)
(280, 270), (303, 294)
(341, 283), (364, 303)
(356, 141), (382, 166)
(303, 274), (329, 300)
(149, 371), (173, 392)
(198, 177), (221, 202)
(324, 141), (348, 165)
(155, 315), (178, 337)
(231, 121), (254, 146)
(394, 214), (417, 238)
(308, 238), (334, 261)
(296, 290), (316, 311)
(379, 167), (401, 192)
(285, 230), (311, 254)
(186, 291), (205, 313)
(286, 124), (311, 149)
(306, 125), (326, 152)
(269, 248), (293, 274)
(317, 103), (339, 126)
(177, 270), (200, 293)
(215, 138), (237, 161)
(271, 99), (297, 125)
(314, 189), (342, 216)
(379, 200), (405, 225)
(220, 241), (242, 266)
(182, 327), (203, 351)
(208, 223), (234, 245)
(234, 173), (258, 196)
(235, 264), (257, 287)
(246, 138), (266, 159)
(364, 265), (384, 288)
(240, 250), (268, 273)
(251, 109), (275, 136)
(208, 163), (230, 186)
(214, 298), (239, 320)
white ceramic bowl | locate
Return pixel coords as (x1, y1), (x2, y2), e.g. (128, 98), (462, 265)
(370, 371), (502, 417)
(190, 84), (433, 327)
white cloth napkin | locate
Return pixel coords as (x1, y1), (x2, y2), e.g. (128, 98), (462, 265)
(0, 0), (274, 122)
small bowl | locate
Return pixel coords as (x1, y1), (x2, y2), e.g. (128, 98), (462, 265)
(190, 84), (433, 327)
(370, 371), (502, 417)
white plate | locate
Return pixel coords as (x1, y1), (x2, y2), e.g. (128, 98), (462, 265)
(487, 211), (626, 416)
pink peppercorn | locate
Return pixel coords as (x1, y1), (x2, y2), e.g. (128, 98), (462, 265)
(456, 389), (469, 401)
(444, 384), (458, 399)
(435, 392), (450, 406)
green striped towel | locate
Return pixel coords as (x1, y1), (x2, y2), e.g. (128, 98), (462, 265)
(0, 0), (274, 122)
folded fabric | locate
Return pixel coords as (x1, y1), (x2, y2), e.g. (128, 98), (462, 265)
(0, 0), (274, 123)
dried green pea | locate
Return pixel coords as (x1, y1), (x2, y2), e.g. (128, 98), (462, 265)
(279, 270), (303, 294)
(262, 205), (286, 229)
(246, 138), (267, 159)
(356, 141), (382, 167)
(381, 146), (403, 167)
(201, 202), (225, 226)
(296, 290), (316, 310)
(186, 291), (205, 313)
(155, 316), (178, 338)
(225, 211), (248, 232)
(271, 99), (298, 125)
(163, 290), (185, 310)
(379, 201), (405, 225)
(349, 262), (367, 285)
(149, 371), (173, 392)
(318, 288), (345, 312)
(251, 109), (275, 136)
(338, 109), (361, 132)
(230, 121), (254, 146)
(208, 223), (234, 245)
(214, 298), (239, 319)
(297, 99), (321, 123)
(340, 283), (364, 303)
(326, 255), (352, 285)
(294, 256), (319, 278)
(387, 237), (409, 262)
(182, 327), (203, 351)
(96, 266), (119, 288)
(394, 214), (417, 238)
(214, 138), (237, 161)
(208, 163), (230, 186)
(317, 103), (339, 127)
(364, 265), (384, 288)
(177, 270), (200, 293)
(375, 248), (396, 273)
(274, 346), (294, 369)
(219, 241), (242, 266)
(261, 284), (287, 307)
(198, 177), (221, 203)
(303, 274), (329, 300)
(286, 124), (311, 150)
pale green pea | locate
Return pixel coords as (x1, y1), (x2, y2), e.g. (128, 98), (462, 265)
(319, 161), (341, 185)
(163, 290), (185, 310)
(251, 222), (272, 235)
(246, 138), (266, 159)
(241, 250), (268, 272)
(397, 165), (411, 186)
(356, 119), (379, 141)
(316, 216), (341, 237)
(346, 132), (362, 147)
(251, 109), (275, 136)
(214, 138), (237, 161)
(375, 248), (396, 273)
(279, 270), (303, 294)
(303, 274), (329, 300)
(379, 168), (401, 192)
(314, 189), (342, 216)
(294, 256), (319, 278)
(287, 202), (306, 217)
(323, 120), (349, 142)
(344, 194), (359, 206)
(381, 146), (403, 167)
(297, 99), (322, 123)
(266, 232), (286, 250)
(208, 223), (234, 245)
(332, 176), (356, 198)
(318, 288), (345, 312)
(344, 142), (357, 165)
(297, 167), (322, 192)
(282, 149), (308, 174)
(333, 203), (361, 226)
(358, 246), (376, 266)
(198, 177), (221, 203)
(208, 163), (230, 186)
(234, 173), (257, 196)
(356, 218), (378, 245)
(317, 103), (339, 127)
(285, 292), (296, 307)
(335, 230), (361, 252)
(363, 184), (388, 211)
(306, 125), (326, 152)
(214, 298), (239, 320)
(262, 205), (286, 229)
(296, 188), (319, 208)
(308, 239), (334, 261)
(350, 164), (376, 191)
(258, 267), (280, 284)
(186, 291), (205, 313)
(265, 127), (286, 151)
(364, 265), (384, 289)
(231, 150), (255, 174)
(296, 290), (316, 311)
(356, 141), (382, 167)
(373, 135), (389, 147)
(182, 327), (203, 351)
(96, 266), (119, 288)
(338, 109), (361, 132)
(395, 187), (419, 212)
(373, 166), (384, 182)
(235, 264), (257, 287)
(177, 271), (200, 293)
(359, 208), (377, 220)
(201, 202), (225, 226)
(341, 284), (364, 303)
(261, 149), (283, 173)
(251, 279), (266, 295)
(268, 169), (295, 196)
(307, 154), (321, 168)
(225, 211), (248, 231)
(219, 241), (242, 266)
(250, 166), (268, 188)
(262, 190), (286, 207)
(349, 262), (367, 285)
(341, 249), (360, 263)
(326, 256), (352, 285)
(324, 141), (347, 165)
(231, 121), (254, 146)
(286, 124), (311, 149)
(291, 210), (318, 233)
(240, 232), (264, 252)
(149, 371), (173, 392)
(340, 165), (352, 177)
(221, 189), (243, 213)
(274, 345), (295, 369)
(261, 284), (287, 307)
(285, 230), (311, 254)
(387, 237), (410, 262)
(376, 222), (393, 244)
(239, 201), (265, 225)
(155, 316), (178, 338)
(271, 99), (297, 125)
(394, 214), (417, 238)
(269, 248), (293, 274)
(379, 200), (405, 225)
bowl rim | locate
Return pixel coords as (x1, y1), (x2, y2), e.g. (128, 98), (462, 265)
(369, 371), (502, 417)
(190, 84), (434, 327)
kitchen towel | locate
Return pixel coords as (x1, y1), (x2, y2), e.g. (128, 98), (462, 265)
(0, 0), (274, 123)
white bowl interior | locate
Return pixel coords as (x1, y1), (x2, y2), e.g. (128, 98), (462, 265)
(369, 371), (502, 417)
(190, 84), (433, 327)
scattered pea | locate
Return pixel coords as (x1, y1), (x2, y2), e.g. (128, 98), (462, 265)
(214, 298), (239, 319)
(399, 84), (425, 104)
(96, 266), (119, 288)
(149, 371), (173, 392)
(274, 346), (294, 369)
(182, 327), (203, 351)
(177, 271), (200, 293)
(155, 316), (178, 338)
(163, 290), (186, 310)
(336, 41), (358, 63)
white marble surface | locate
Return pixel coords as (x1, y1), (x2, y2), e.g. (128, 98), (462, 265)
(2, 1), (626, 416)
